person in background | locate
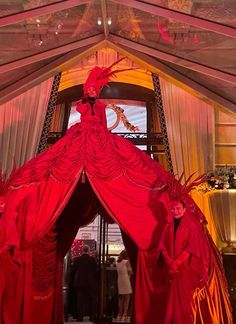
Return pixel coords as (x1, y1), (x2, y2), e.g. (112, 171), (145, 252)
(116, 250), (132, 321)
(73, 245), (97, 322)
(105, 257), (118, 319)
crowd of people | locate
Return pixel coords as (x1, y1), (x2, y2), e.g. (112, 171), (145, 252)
(66, 246), (133, 323)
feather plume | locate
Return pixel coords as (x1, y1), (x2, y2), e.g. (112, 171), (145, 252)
(165, 172), (208, 201)
(83, 57), (135, 96)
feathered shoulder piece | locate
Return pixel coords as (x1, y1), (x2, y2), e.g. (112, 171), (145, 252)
(0, 164), (18, 213)
(165, 172), (208, 201)
(83, 57), (134, 96)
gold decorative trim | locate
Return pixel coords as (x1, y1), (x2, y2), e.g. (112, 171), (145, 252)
(106, 104), (140, 132)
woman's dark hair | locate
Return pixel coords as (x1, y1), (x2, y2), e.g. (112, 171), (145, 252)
(170, 199), (186, 208)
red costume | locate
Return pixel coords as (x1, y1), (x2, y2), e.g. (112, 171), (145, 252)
(157, 213), (207, 323)
(155, 191), (232, 324)
(0, 62), (232, 324)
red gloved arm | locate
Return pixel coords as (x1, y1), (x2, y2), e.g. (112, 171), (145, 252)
(162, 250), (180, 277)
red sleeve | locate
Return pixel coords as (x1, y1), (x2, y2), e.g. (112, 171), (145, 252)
(184, 219), (201, 259)
(175, 215), (201, 260)
(157, 223), (172, 261)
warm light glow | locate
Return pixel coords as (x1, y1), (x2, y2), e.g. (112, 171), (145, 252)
(59, 48), (154, 92)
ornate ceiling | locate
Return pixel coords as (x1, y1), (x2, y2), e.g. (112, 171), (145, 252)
(0, 0), (235, 113)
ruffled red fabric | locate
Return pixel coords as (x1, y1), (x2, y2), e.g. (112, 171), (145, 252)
(0, 102), (232, 324)
(0, 103), (170, 251)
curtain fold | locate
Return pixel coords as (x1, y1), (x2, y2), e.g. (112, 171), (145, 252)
(49, 104), (65, 132)
(159, 77), (214, 178)
(0, 78), (53, 173)
(207, 190), (236, 245)
(190, 190), (220, 246)
(159, 78), (217, 240)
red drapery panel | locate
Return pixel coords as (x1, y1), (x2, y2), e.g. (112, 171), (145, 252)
(0, 117), (232, 324)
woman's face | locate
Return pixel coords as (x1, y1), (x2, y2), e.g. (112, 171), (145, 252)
(169, 201), (185, 219)
(86, 86), (97, 98)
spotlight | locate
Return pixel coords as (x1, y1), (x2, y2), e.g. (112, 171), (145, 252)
(107, 17), (112, 25)
(97, 17), (102, 26)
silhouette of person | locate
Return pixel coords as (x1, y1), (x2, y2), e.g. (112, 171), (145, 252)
(73, 245), (97, 322)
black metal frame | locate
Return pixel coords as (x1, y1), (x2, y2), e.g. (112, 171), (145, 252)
(152, 73), (174, 172)
(37, 73), (62, 154)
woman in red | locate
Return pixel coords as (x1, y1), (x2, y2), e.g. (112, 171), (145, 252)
(156, 179), (233, 324)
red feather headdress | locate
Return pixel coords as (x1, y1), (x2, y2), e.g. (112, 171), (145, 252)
(165, 172), (208, 202)
(83, 57), (134, 96)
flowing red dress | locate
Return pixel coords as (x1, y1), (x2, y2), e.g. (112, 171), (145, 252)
(0, 100), (232, 324)
(156, 212), (233, 324)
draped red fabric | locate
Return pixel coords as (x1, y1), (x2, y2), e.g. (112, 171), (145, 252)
(155, 213), (209, 323)
(0, 100), (232, 323)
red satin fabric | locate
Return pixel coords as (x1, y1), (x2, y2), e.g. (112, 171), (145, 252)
(0, 101), (232, 323)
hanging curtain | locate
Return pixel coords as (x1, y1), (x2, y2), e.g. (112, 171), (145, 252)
(49, 104), (65, 132)
(207, 190), (236, 247)
(190, 190), (220, 246)
(0, 78), (53, 173)
(159, 77), (218, 241)
(159, 77), (214, 178)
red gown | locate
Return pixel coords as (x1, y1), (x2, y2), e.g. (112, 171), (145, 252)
(0, 100), (169, 251)
(156, 212), (232, 324)
(0, 100), (232, 324)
